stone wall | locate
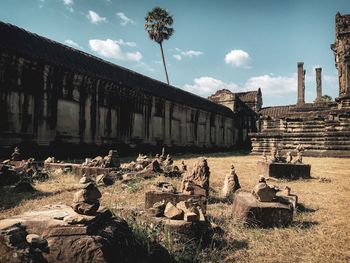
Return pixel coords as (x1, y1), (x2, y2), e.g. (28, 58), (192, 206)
(0, 22), (253, 158)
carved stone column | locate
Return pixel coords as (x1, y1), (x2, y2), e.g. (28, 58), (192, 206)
(315, 67), (322, 102)
(297, 62), (305, 107)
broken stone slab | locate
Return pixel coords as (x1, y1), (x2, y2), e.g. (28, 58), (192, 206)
(145, 191), (207, 214)
(232, 190), (293, 227)
(0, 204), (143, 263)
(164, 202), (184, 220)
(257, 161), (311, 180)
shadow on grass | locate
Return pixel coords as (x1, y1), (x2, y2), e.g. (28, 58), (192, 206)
(207, 196), (232, 205)
(291, 220), (319, 229)
(296, 203), (318, 213)
(211, 237), (248, 251)
(0, 187), (54, 210)
(0, 185), (79, 211)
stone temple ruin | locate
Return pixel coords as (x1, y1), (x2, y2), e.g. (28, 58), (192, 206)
(0, 21), (257, 159)
(249, 12), (350, 157)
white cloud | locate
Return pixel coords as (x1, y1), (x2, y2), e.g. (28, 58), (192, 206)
(182, 74), (296, 98)
(63, 0), (73, 5)
(182, 77), (239, 97)
(115, 39), (136, 47)
(173, 48), (203, 61)
(244, 74), (296, 95)
(87, 10), (107, 24)
(173, 54), (182, 61)
(89, 38), (142, 61)
(225, 49), (251, 68)
(181, 50), (203, 58)
(116, 12), (135, 26)
(64, 39), (84, 50)
(62, 0), (73, 12)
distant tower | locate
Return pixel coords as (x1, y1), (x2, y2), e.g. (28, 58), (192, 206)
(331, 12), (350, 108)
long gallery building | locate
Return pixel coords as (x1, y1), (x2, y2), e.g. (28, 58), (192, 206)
(0, 22), (257, 158)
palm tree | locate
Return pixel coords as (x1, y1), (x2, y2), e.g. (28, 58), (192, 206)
(145, 7), (174, 85)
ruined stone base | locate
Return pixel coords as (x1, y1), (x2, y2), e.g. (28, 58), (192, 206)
(44, 162), (117, 178)
(135, 211), (213, 255)
(232, 191), (293, 227)
(257, 161), (311, 179)
(145, 191), (207, 213)
(0, 204), (142, 263)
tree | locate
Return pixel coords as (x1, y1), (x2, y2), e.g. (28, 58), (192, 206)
(145, 7), (174, 85)
(322, 94), (332, 101)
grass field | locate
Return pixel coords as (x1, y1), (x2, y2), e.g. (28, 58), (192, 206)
(1, 152), (350, 262)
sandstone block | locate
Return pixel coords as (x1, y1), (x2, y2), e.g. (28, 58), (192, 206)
(232, 191), (293, 227)
(257, 161), (311, 180)
(164, 202), (184, 220)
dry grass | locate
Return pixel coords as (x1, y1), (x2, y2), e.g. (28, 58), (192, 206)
(1, 153), (350, 262)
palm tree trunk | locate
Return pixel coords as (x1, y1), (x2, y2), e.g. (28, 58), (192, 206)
(159, 42), (170, 85)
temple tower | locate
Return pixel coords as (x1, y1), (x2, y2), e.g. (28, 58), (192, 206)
(331, 12), (350, 108)
(297, 62), (305, 106)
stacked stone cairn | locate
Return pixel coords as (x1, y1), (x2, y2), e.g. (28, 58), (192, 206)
(72, 176), (102, 215)
(222, 164), (241, 198)
(10, 146), (21, 161)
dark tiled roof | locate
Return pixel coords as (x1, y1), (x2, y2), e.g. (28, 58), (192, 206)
(236, 90), (259, 103)
(259, 105), (292, 118)
(0, 21), (233, 117)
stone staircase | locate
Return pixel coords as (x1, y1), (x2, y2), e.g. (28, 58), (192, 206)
(250, 115), (350, 157)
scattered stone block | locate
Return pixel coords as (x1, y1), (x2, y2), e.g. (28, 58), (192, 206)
(164, 202), (184, 220)
(257, 161), (311, 180)
(232, 191), (293, 227)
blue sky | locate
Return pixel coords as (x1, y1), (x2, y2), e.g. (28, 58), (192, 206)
(0, 0), (348, 106)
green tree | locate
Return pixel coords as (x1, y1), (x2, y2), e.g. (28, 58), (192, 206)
(322, 94), (332, 101)
(145, 7), (174, 85)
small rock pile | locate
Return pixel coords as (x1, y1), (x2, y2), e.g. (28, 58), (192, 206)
(71, 176), (102, 215)
(148, 199), (206, 222)
(81, 149), (121, 169)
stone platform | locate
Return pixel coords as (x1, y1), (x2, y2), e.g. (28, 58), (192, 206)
(257, 161), (311, 179)
(0, 204), (142, 263)
(232, 191), (293, 227)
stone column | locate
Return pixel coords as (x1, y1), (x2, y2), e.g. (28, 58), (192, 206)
(315, 67), (322, 102)
(297, 62), (305, 106)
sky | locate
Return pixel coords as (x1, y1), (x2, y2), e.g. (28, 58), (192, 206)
(0, 0), (349, 106)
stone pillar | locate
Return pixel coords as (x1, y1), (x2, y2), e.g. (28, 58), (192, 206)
(297, 62), (305, 106)
(315, 67), (322, 102)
